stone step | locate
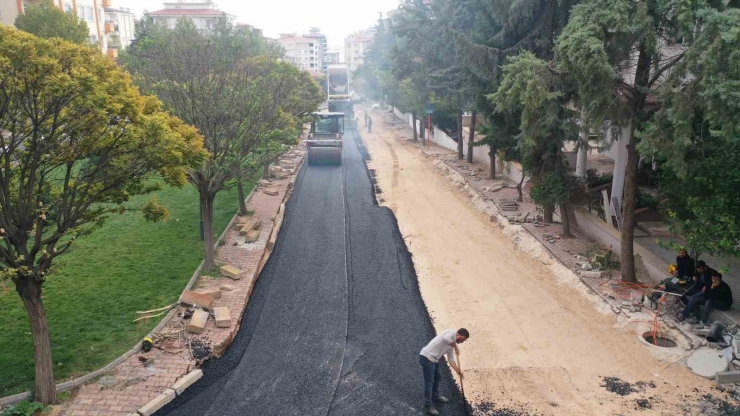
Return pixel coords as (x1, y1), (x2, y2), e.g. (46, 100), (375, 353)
(220, 265), (245, 280)
(245, 229), (260, 243)
(180, 291), (214, 309)
(186, 309), (209, 334)
(195, 287), (222, 299)
(213, 307), (231, 328)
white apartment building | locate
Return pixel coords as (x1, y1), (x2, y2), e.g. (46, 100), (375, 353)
(324, 49), (340, 66)
(277, 33), (320, 72)
(344, 29), (374, 72)
(104, 4), (134, 51)
(304, 27), (327, 72)
(148, 0), (236, 32)
(0, 0), (128, 56)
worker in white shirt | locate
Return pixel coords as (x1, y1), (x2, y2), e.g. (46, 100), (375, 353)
(419, 328), (469, 415)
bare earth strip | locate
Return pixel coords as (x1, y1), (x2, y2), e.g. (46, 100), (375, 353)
(360, 109), (718, 416)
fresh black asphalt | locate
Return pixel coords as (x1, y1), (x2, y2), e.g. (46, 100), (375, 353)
(159, 127), (466, 415)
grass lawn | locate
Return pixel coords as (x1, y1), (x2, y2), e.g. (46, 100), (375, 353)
(0, 181), (250, 396)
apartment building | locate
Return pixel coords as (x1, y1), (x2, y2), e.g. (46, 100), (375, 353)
(344, 29), (374, 72)
(324, 49), (340, 66)
(303, 27), (328, 72)
(104, 4), (134, 52)
(0, 0), (127, 56)
(148, 0), (236, 32)
(277, 33), (320, 72)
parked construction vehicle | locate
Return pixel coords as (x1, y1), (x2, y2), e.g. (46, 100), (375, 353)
(307, 112), (344, 165)
(327, 64), (354, 117)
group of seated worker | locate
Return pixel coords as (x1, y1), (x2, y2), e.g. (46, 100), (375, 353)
(659, 249), (733, 328)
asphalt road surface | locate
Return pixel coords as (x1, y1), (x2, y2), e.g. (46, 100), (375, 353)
(160, 126), (466, 416)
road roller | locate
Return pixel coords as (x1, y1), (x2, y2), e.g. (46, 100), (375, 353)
(307, 112), (344, 165)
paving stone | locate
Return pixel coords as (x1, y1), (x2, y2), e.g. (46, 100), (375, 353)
(187, 309), (209, 334)
(238, 219), (261, 235)
(180, 291), (214, 309)
(138, 388), (176, 416)
(172, 369), (203, 395)
(195, 288), (222, 299)
(220, 265), (244, 280)
(213, 307), (232, 328)
(245, 230), (260, 243)
(263, 188), (279, 196)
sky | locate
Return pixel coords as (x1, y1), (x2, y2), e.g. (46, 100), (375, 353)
(122, 0), (401, 50)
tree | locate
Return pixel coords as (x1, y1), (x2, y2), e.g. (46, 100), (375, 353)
(123, 20), (318, 269)
(14, 0), (89, 44)
(491, 51), (580, 235)
(555, 0), (730, 282)
(0, 27), (204, 404)
(640, 6), (740, 261)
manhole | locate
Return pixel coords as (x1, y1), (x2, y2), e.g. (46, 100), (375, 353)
(642, 332), (677, 348)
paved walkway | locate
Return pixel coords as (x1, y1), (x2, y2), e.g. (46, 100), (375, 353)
(62, 148), (304, 416)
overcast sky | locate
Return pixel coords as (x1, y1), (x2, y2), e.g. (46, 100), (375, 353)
(122, 0), (401, 50)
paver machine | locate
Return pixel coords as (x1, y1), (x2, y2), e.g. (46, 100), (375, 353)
(307, 112), (344, 165)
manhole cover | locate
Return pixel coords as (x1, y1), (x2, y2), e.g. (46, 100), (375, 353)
(687, 348), (729, 378)
(642, 332), (677, 348)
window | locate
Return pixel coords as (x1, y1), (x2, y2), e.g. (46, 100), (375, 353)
(64, 2), (73, 12)
(89, 34), (98, 44)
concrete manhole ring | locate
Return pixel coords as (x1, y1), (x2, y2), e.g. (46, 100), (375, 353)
(641, 331), (678, 348)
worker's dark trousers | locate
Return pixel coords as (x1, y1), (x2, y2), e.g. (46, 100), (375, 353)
(419, 355), (441, 407)
(693, 298), (731, 324)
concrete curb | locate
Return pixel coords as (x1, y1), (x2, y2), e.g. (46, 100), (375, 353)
(133, 370), (203, 416)
(0, 186), (257, 408)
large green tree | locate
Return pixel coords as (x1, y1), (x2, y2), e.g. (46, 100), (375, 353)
(124, 19), (320, 269)
(555, 0), (731, 282)
(0, 27), (204, 404)
(14, 0), (89, 45)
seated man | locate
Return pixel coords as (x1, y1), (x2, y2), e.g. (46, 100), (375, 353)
(685, 272), (733, 327)
(680, 260), (716, 305)
(676, 248), (695, 280)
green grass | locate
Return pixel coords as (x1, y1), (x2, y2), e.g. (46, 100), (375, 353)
(0, 182), (250, 396)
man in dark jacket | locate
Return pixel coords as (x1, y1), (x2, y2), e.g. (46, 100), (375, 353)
(682, 260), (715, 300)
(676, 249), (695, 280)
(692, 272), (733, 327)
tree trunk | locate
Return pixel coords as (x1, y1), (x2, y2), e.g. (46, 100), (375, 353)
(576, 109), (589, 178)
(517, 173), (525, 202)
(543, 204), (554, 224)
(17, 280), (58, 405)
(412, 112), (418, 142)
(467, 110), (477, 163)
(237, 179), (247, 216)
(420, 114), (426, 146)
(560, 203), (571, 237)
(201, 194), (216, 270)
(263, 163), (269, 180)
(488, 147), (496, 180)
(457, 110), (464, 159)
(620, 128), (640, 283)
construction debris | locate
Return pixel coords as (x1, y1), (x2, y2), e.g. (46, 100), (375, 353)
(213, 307), (231, 328)
(245, 229), (261, 243)
(220, 265), (245, 280)
(195, 287), (222, 299)
(180, 291), (214, 309)
(263, 188), (279, 196)
(187, 309), (209, 334)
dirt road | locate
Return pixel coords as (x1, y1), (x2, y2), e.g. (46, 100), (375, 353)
(360, 108), (717, 415)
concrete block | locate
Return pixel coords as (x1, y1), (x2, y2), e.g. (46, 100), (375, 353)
(220, 265), (244, 280)
(213, 307), (231, 328)
(238, 219), (260, 235)
(172, 369), (203, 395)
(220, 284), (235, 291)
(258, 179), (271, 187)
(263, 188), (279, 196)
(716, 371), (740, 385)
(180, 291), (214, 309)
(245, 229), (260, 243)
(580, 270), (603, 278)
(138, 388), (176, 416)
(187, 309), (209, 334)
(196, 287), (222, 299)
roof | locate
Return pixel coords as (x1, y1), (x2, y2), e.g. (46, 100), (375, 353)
(277, 36), (314, 43)
(148, 9), (234, 17)
(104, 7), (134, 14)
(312, 112), (345, 117)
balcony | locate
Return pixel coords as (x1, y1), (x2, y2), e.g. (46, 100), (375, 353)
(107, 48), (118, 59)
(104, 22), (115, 34)
(102, 0), (112, 6)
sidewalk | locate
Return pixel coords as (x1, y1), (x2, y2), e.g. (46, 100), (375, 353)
(60, 147), (305, 416)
